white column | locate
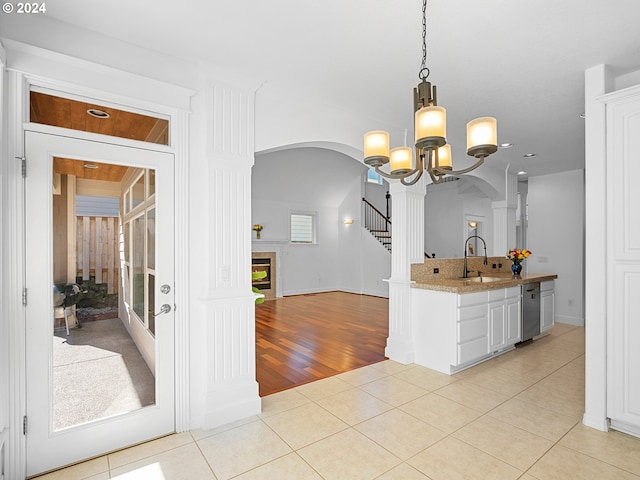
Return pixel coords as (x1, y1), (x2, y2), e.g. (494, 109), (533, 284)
(582, 65), (612, 432)
(492, 168), (517, 256)
(384, 179), (425, 364)
(200, 79), (261, 428)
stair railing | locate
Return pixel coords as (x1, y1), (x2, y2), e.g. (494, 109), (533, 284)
(362, 197), (392, 252)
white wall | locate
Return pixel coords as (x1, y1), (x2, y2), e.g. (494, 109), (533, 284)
(338, 177), (391, 297)
(528, 169), (585, 326)
(424, 179), (494, 259)
(364, 180), (390, 218)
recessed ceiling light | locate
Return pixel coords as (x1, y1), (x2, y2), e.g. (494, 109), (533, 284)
(498, 143), (513, 148)
(83, 163), (99, 169)
(87, 108), (110, 119)
(523, 153), (536, 158)
(579, 112), (586, 119)
(517, 171), (528, 176)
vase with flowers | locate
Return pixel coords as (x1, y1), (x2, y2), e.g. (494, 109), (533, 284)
(506, 248), (531, 277)
(252, 224), (263, 239)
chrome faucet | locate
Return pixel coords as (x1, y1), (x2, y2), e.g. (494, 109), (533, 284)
(463, 235), (488, 278)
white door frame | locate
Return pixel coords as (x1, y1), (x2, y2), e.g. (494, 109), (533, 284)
(3, 65), (192, 479)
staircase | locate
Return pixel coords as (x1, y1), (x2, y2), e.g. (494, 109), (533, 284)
(362, 197), (391, 252)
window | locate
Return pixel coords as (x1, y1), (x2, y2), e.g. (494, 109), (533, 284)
(367, 169), (383, 185)
(290, 212), (317, 244)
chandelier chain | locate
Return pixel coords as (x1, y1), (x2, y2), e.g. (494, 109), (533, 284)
(419, 0), (430, 80)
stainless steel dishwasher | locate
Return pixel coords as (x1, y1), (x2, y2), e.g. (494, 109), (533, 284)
(521, 282), (541, 342)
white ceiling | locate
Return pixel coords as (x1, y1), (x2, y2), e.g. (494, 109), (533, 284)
(5, 0), (640, 178)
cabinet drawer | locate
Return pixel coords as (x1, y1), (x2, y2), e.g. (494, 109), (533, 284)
(458, 304), (487, 321)
(506, 286), (520, 299)
(458, 336), (489, 365)
(488, 288), (505, 302)
(541, 280), (554, 292)
(458, 316), (488, 343)
(458, 291), (489, 307)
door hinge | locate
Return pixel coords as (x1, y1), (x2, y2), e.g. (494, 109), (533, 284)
(22, 288), (27, 306)
(17, 156), (26, 178)
(23, 416), (27, 435)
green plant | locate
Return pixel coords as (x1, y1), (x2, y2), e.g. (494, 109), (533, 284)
(252, 270), (267, 304)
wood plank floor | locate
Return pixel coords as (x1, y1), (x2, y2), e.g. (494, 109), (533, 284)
(255, 291), (389, 397)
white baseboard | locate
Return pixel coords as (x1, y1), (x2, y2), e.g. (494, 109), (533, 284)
(610, 419), (640, 439)
(582, 413), (609, 432)
(282, 287), (333, 296)
(556, 315), (584, 326)
(338, 287), (389, 298)
(202, 382), (261, 430)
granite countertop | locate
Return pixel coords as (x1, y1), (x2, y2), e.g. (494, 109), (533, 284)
(411, 273), (558, 294)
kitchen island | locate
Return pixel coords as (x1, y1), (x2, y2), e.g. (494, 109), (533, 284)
(411, 265), (557, 375)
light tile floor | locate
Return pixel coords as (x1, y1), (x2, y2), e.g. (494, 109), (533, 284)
(35, 324), (640, 480)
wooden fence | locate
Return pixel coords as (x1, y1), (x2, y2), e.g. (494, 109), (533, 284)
(76, 216), (120, 294)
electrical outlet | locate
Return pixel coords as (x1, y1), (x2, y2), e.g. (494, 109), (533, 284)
(433, 268), (439, 274)
(492, 263), (497, 268)
(498, 263), (502, 268)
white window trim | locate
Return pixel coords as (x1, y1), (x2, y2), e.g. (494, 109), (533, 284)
(289, 210), (318, 245)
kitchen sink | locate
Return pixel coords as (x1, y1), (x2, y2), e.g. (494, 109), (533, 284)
(457, 276), (507, 283)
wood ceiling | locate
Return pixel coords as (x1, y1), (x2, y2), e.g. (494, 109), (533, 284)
(52, 158), (128, 182)
(30, 91), (169, 145)
(31, 91), (165, 182)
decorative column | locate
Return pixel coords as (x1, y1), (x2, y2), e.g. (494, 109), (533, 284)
(201, 78), (261, 429)
(384, 179), (425, 364)
(492, 167), (517, 255)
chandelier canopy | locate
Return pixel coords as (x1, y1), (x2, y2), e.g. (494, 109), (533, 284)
(363, 0), (498, 186)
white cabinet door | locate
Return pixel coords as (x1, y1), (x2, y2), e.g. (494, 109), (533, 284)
(540, 290), (555, 332)
(489, 301), (506, 352)
(506, 295), (522, 344)
(606, 93), (640, 437)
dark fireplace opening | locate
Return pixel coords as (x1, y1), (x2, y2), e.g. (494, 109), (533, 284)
(252, 257), (271, 290)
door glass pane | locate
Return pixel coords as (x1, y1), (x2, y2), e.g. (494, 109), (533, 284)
(50, 157), (155, 433)
(132, 173), (145, 209)
(132, 214), (145, 321)
(149, 170), (155, 197)
(147, 208), (156, 270)
(123, 221), (130, 264)
(124, 190), (130, 214)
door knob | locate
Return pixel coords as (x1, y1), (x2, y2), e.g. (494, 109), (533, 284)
(160, 284), (171, 294)
(153, 304), (172, 317)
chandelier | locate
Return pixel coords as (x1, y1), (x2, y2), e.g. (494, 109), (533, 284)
(363, 0), (498, 186)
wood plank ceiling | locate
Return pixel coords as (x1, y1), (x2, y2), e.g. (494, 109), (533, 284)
(30, 91), (168, 181)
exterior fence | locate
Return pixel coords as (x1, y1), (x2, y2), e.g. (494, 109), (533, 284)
(76, 216), (120, 294)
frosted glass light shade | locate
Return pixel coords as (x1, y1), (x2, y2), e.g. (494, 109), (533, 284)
(434, 144), (452, 170)
(466, 117), (498, 157)
(415, 106), (446, 149)
(390, 146), (413, 174)
(364, 130), (390, 165)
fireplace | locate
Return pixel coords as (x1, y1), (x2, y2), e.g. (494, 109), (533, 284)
(252, 252), (276, 300)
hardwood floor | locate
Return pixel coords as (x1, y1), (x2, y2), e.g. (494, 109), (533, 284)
(255, 291), (389, 396)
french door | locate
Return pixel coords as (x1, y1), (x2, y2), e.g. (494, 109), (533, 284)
(24, 131), (175, 477)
